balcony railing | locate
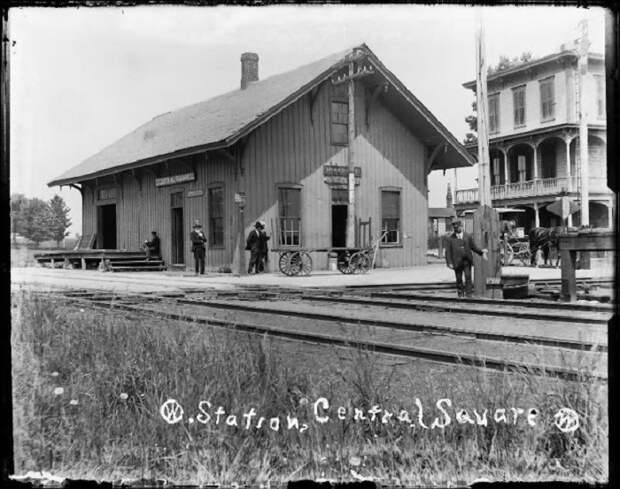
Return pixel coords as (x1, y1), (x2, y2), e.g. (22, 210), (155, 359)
(455, 177), (610, 204)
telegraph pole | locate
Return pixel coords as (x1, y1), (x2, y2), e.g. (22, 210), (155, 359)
(346, 61), (356, 248)
(578, 19), (590, 226)
(331, 49), (375, 248)
(473, 10), (500, 297)
(475, 14), (492, 207)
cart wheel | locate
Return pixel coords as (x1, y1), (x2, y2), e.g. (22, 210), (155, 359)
(298, 252), (313, 275)
(285, 251), (302, 276)
(350, 251), (371, 274)
(337, 252), (354, 274)
(278, 252), (291, 275)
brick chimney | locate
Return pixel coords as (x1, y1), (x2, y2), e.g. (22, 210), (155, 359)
(240, 52), (259, 89)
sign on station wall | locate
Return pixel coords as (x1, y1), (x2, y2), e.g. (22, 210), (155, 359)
(323, 165), (361, 187)
(155, 172), (196, 187)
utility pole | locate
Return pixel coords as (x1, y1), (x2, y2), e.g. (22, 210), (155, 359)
(346, 61), (356, 248)
(578, 19), (590, 226)
(473, 10), (500, 298)
(475, 14), (492, 207)
(331, 49), (375, 248)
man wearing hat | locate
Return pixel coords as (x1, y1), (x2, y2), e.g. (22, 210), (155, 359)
(445, 219), (487, 297)
(245, 221), (270, 274)
(190, 220), (207, 275)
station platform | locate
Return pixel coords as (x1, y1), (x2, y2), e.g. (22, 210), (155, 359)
(11, 259), (613, 294)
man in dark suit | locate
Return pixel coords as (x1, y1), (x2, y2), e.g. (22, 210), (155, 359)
(190, 220), (207, 275)
(246, 221), (270, 274)
(143, 231), (161, 260)
(445, 220), (487, 297)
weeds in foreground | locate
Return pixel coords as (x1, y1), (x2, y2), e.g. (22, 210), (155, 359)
(11, 288), (608, 485)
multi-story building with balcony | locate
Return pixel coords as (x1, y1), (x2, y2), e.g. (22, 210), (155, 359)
(455, 44), (613, 231)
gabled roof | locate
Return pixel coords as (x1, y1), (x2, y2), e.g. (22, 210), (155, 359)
(50, 43), (473, 186)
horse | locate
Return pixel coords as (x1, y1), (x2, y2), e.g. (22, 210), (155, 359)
(528, 226), (578, 267)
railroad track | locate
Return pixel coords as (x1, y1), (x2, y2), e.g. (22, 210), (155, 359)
(41, 289), (608, 382)
(339, 277), (614, 291)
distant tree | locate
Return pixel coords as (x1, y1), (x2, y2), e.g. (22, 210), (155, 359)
(520, 51), (533, 63)
(49, 195), (72, 246)
(463, 100), (478, 146)
(10, 193), (28, 243)
(489, 52), (536, 75)
(21, 198), (54, 247)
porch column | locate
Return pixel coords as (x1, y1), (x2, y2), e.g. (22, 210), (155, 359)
(502, 147), (509, 185)
(533, 202), (540, 228)
(531, 142), (538, 180)
(607, 201), (613, 229)
(567, 214), (573, 227)
(564, 137), (572, 191)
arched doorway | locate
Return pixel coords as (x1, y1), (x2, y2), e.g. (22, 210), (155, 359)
(507, 144), (534, 183)
(538, 137), (563, 179)
(489, 148), (506, 186)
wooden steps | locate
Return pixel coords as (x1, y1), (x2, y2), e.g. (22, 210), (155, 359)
(108, 257), (166, 272)
(34, 249), (167, 272)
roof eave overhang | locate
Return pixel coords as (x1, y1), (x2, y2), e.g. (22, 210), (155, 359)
(47, 140), (232, 187)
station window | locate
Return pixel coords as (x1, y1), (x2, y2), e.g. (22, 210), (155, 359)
(331, 101), (349, 146)
(208, 186), (224, 247)
(278, 187), (301, 246)
(381, 189), (400, 244)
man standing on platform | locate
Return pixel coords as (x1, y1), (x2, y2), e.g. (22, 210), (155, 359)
(190, 220), (207, 275)
(246, 221), (270, 274)
(445, 219), (488, 297)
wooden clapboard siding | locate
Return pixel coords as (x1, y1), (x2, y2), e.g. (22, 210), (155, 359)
(354, 90), (428, 267)
(82, 154), (235, 269)
(242, 80), (341, 268)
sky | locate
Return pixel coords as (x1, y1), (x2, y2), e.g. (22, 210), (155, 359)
(9, 4), (607, 236)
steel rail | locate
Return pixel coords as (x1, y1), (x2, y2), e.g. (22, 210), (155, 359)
(298, 295), (610, 324)
(49, 293), (607, 383)
(46, 290), (608, 350)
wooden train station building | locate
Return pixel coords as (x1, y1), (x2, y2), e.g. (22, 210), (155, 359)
(49, 44), (473, 272)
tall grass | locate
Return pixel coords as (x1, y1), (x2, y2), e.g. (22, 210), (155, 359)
(11, 288), (608, 485)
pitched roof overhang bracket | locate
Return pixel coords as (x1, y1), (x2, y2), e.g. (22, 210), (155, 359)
(68, 183), (83, 196)
(308, 86), (320, 125)
(426, 143), (447, 174)
(365, 83), (388, 128)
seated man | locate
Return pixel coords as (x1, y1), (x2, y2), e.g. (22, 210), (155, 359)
(143, 231), (161, 260)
